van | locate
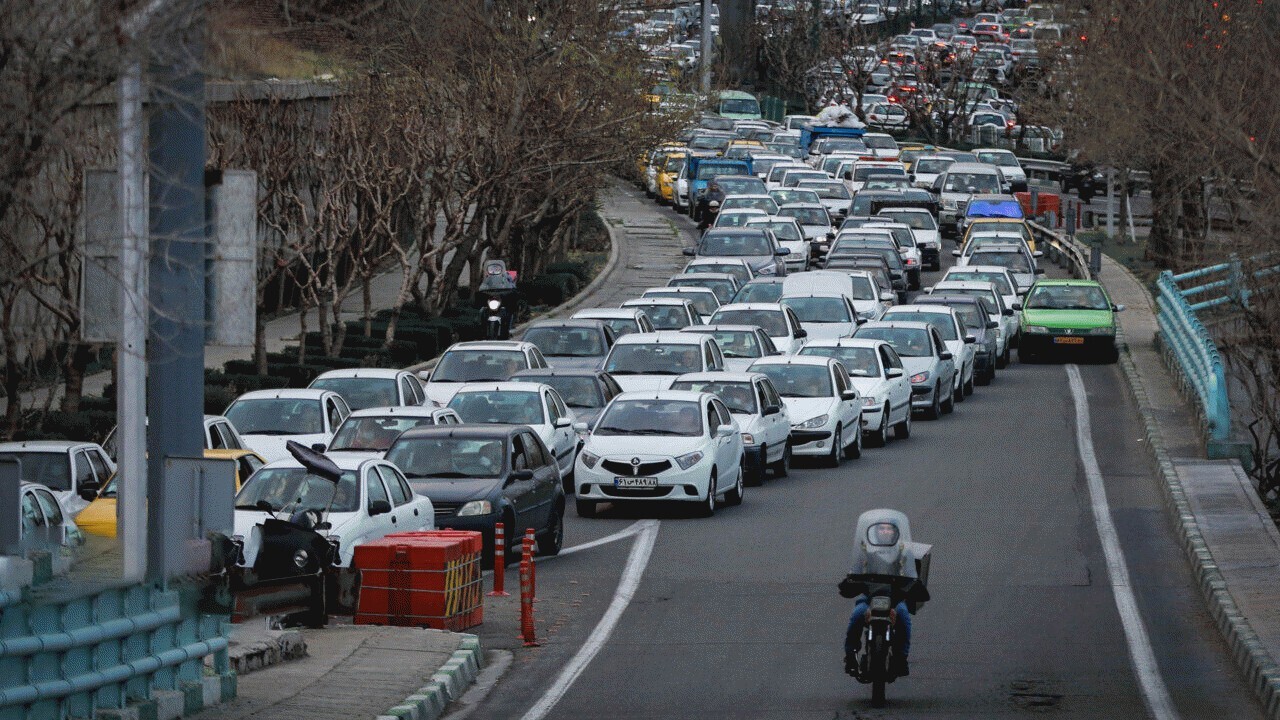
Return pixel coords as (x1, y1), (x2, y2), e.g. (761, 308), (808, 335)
(717, 90), (762, 121)
(930, 162), (1007, 234)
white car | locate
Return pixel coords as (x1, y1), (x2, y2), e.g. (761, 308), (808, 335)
(780, 292), (861, 340)
(326, 406), (463, 459)
(854, 320), (957, 420)
(747, 355), (862, 466)
(600, 332), (725, 392)
(0, 440), (116, 515)
(620, 296), (703, 330)
(909, 154), (954, 190)
(962, 243), (1044, 292)
(232, 455), (433, 570)
(865, 103), (910, 132)
(571, 307), (656, 338)
(421, 341), (548, 406)
(794, 180), (853, 221)
(573, 391), (746, 517)
(641, 286), (721, 323)
(719, 194), (781, 216)
(797, 338), (912, 446)
(18, 482), (84, 573)
(309, 368), (427, 410)
(974, 148), (1027, 190)
(680, 324), (781, 372)
(714, 208), (770, 229)
(447, 382), (578, 482)
(104, 414), (246, 460)
(881, 304), (976, 401)
(746, 216), (810, 273)
(875, 208), (942, 271)
(683, 256), (757, 287)
(939, 264), (1024, 339)
(861, 221), (923, 289)
(776, 202), (835, 258)
(929, 278), (1018, 360)
(223, 389), (351, 463)
(671, 371), (792, 483)
(710, 302), (808, 354)
(848, 161), (907, 193)
(861, 133), (901, 161)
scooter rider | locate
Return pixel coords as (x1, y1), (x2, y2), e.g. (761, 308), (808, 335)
(477, 259), (518, 339)
(844, 511), (917, 677)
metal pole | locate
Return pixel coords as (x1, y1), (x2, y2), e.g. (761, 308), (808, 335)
(118, 58), (148, 582)
(1105, 168), (1116, 239)
(700, 0), (712, 95)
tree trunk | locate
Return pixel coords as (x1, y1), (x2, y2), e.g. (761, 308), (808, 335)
(59, 341), (90, 413)
(255, 305), (268, 375)
(362, 275), (373, 337)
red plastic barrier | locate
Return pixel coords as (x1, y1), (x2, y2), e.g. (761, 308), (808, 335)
(353, 530), (484, 631)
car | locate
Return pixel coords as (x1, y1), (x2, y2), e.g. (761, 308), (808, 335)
(714, 208), (770, 229)
(776, 203), (835, 260)
(795, 179), (854, 221)
(223, 389), (352, 463)
(854, 320), (957, 419)
(881, 304), (977, 401)
(667, 272), (740, 304)
(709, 302), (808, 354)
(861, 132), (901, 161)
(956, 231), (1032, 264)
(18, 482), (84, 571)
(719, 194), (781, 215)
(509, 368), (624, 434)
(769, 188), (823, 207)
(683, 228), (790, 277)
(600, 331), (726, 392)
(308, 368), (427, 410)
(826, 236), (909, 301)
(797, 337), (912, 445)
(641, 286), (722, 323)
(325, 406), (463, 458)
(961, 242), (1044, 292)
(956, 194), (1024, 237)
(908, 154), (955, 190)
(875, 207), (942, 270)
(77, 449), (267, 538)
(447, 382), (579, 483)
(0, 440), (116, 515)
(973, 148), (1027, 191)
(421, 340), (548, 406)
(961, 217), (1037, 252)
(860, 221), (923, 289)
(927, 278), (1017, 363)
(745, 216), (810, 273)
(386, 425), (566, 561)
(232, 453), (434, 572)
(680, 324), (781, 371)
(747, 355), (862, 466)
(103, 414), (246, 460)
(620, 296), (703, 330)
(573, 390), (746, 517)
(938, 264), (1023, 335)
(848, 161), (908, 194)
(913, 294), (1000, 384)
(670, 371), (792, 483)
(571, 307), (656, 338)
(780, 292), (861, 340)
(931, 162), (1007, 233)
(520, 319), (616, 370)
(729, 276), (787, 304)
(683, 257), (757, 286)
(1018, 279), (1124, 363)
(865, 102), (910, 132)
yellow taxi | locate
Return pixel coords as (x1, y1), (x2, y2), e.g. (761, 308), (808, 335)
(75, 448), (266, 538)
(645, 144), (685, 198)
(960, 218), (1037, 253)
(656, 150), (686, 205)
(898, 144), (937, 173)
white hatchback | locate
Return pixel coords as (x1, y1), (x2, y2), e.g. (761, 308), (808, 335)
(224, 389), (351, 463)
(671, 371), (792, 483)
(421, 341), (547, 406)
(881, 305), (977, 401)
(446, 383), (578, 482)
(709, 302), (808, 354)
(797, 338), (912, 446)
(747, 355), (862, 466)
(600, 331), (726, 393)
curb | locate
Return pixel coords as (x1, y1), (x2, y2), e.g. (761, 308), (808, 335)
(225, 628), (307, 675)
(406, 205), (623, 375)
(375, 635), (484, 720)
(1107, 267), (1280, 718)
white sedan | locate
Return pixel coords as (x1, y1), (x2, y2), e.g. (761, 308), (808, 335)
(855, 320), (957, 420)
(747, 355), (862, 466)
(446, 383), (578, 483)
(881, 305), (977, 401)
(797, 338), (912, 446)
(223, 389), (352, 463)
(574, 391), (746, 518)
(671, 371), (792, 484)
(709, 302), (808, 354)
(780, 292), (861, 340)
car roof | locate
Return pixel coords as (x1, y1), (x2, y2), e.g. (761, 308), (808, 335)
(525, 318), (609, 330)
(1032, 278), (1105, 287)
(800, 337), (887, 349)
(945, 162), (1001, 173)
(0, 440), (88, 452)
(644, 286), (718, 296)
(346, 406), (449, 418)
(884, 304), (960, 316)
(233, 388), (332, 401)
(671, 272), (737, 282)
(262, 455), (375, 472)
(446, 341), (536, 352)
(681, 324), (764, 334)
(778, 202), (828, 211)
(453, 382), (549, 395)
(312, 368), (404, 380)
(859, 320), (934, 332)
(614, 390), (708, 404)
(573, 308), (645, 319)
(750, 354), (837, 368)
(674, 371), (765, 384)
(715, 302), (786, 312)
(396, 424), (524, 442)
(621, 297), (695, 307)
(613, 331), (708, 346)
(510, 367), (606, 379)
(934, 279), (999, 290)
(920, 294), (984, 307)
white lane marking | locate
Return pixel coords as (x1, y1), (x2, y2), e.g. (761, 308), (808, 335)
(520, 519), (661, 720)
(1067, 364), (1179, 720)
(557, 520), (647, 558)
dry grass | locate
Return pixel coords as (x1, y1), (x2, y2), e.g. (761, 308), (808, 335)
(208, 3), (344, 80)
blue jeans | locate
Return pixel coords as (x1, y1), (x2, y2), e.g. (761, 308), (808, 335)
(845, 599), (911, 658)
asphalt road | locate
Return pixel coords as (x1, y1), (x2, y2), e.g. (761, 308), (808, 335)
(457, 185), (1262, 719)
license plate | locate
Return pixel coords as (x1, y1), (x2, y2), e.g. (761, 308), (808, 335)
(1053, 336), (1085, 345)
(487, 315), (502, 322)
(614, 477), (658, 488)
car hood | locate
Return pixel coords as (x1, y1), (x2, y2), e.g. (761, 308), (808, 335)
(584, 433), (709, 459)
(407, 478), (501, 504)
(899, 356), (937, 378)
(425, 382), (465, 406)
(799, 225), (830, 241)
(799, 321), (857, 340)
(780, 396), (838, 424)
(852, 300), (884, 318)
(241, 433), (329, 464)
(912, 229), (941, 248)
(913, 172), (941, 188)
(612, 374), (680, 393)
(543, 355), (605, 371)
(699, 253), (776, 273)
(848, 376), (889, 400)
(76, 498), (117, 538)
(1021, 308), (1114, 329)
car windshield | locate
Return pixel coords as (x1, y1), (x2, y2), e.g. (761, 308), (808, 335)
(671, 380), (758, 414)
(518, 375), (603, 409)
(722, 197), (778, 214)
(721, 98), (760, 114)
(782, 296), (852, 323)
(880, 211), (935, 230)
(699, 233), (772, 256)
(592, 317), (638, 337)
(937, 303), (984, 329)
(449, 391), (545, 425)
(663, 155), (685, 172)
(523, 326), (606, 357)
(864, 136), (897, 150)
(944, 173), (1001, 193)
(330, 416), (438, 451)
(235, 467), (359, 513)
(717, 212), (763, 228)
(869, 225), (915, 247)
(798, 346), (880, 377)
(915, 158), (952, 173)
(431, 350), (526, 383)
(732, 282), (783, 304)
(885, 310), (958, 340)
(718, 177), (766, 195)
(385, 437), (507, 479)
(778, 207), (829, 226)
(225, 398), (323, 435)
(856, 326), (933, 357)
(309, 377), (397, 410)
(855, 166), (902, 180)
(948, 271), (1013, 295)
(771, 189), (820, 205)
(752, 364), (832, 398)
(803, 183), (851, 200)
(697, 164), (740, 181)
(594, 399), (704, 436)
(976, 151), (1019, 168)
(0, 452), (70, 490)
(647, 291), (717, 316)
(974, 251), (1032, 272)
(604, 343), (702, 375)
(937, 287), (999, 314)
(633, 304), (690, 329)
(704, 329), (762, 358)
(847, 277), (878, 300)
(1025, 284), (1111, 311)
(689, 136), (729, 152)
(711, 308), (787, 336)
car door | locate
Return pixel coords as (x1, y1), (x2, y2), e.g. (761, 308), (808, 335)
(757, 330), (780, 357)
(385, 464), (433, 529)
(755, 378), (786, 463)
(506, 434), (540, 531)
(86, 449), (114, 490)
(521, 431), (558, 527)
(71, 450), (96, 498)
(707, 399), (738, 480)
(545, 390), (575, 476)
(363, 466), (397, 541)
(32, 488), (73, 546)
(378, 463), (428, 530)
(830, 363), (860, 430)
(879, 345), (911, 425)
(932, 327), (956, 386)
(20, 489), (51, 549)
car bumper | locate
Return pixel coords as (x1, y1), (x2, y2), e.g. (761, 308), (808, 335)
(975, 350), (994, 373)
(859, 404), (884, 432)
(744, 445), (767, 474)
(910, 383), (938, 409)
(789, 426), (837, 456)
(1021, 332), (1116, 354)
(577, 460), (712, 503)
(920, 246), (940, 267)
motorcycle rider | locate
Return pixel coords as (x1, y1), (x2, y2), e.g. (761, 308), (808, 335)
(477, 259), (518, 339)
(695, 181), (726, 224)
(697, 199), (721, 233)
(844, 513), (917, 677)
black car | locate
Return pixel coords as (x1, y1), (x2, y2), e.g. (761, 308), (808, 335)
(520, 319), (616, 371)
(850, 189), (940, 219)
(915, 294), (1001, 383)
(385, 425), (565, 564)
(826, 240), (909, 301)
(509, 367), (623, 437)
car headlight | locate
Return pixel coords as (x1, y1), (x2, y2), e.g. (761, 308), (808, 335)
(756, 265), (777, 275)
(942, 198), (958, 209)
(909, 371), (930, 384)
(1086, 326), (1116, 335)
(675, 450), (705, 470)
(580, 450), (600, 468)
(862, 396), (881, 408)
(1023, 325), (1049, 334)
(457, 500), (493, 517)
(293, 549), (309, 569)
(796, 414), (829, 430)
(741, 432), (756, 445)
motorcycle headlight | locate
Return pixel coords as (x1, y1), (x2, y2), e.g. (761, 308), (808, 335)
(580, 450), (600, 469)
(1023, 325), (1049, 334)
(487, 298), (502, 311)
(909, 371), (930, 384)
(741, 432), (755, 445)
(457, 500), (493, 517)
(293, 549), (309, 569)
(796, 414), (829, 430)
(675, 450), (705, 470)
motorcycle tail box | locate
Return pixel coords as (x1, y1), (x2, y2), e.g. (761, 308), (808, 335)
(907, 541), (932, 613)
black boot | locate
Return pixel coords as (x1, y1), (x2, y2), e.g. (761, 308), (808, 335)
(844, 653), (858, 676)
(892, 654), (910, 677)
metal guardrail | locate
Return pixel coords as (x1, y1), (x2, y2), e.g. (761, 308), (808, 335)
(1173, 255), (1280, 312)
(1027, 220), (1093, 280)
(1155, 270), (1233, 456)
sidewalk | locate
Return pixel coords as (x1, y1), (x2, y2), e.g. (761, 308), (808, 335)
(1098, 252), (1280, 718)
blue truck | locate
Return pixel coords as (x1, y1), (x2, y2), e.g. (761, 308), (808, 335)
(685, 156), (754, 216)
(798, 125), (867, 159)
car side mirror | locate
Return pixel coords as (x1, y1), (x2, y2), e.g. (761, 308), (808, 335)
(369, 499), (392, 516)
(573, 421), (589, 434)
(880, 291), (895, 302)
(510, 469), (535, 482)
(1113, 303), (1126, 312)
(1032, 250), (1044, 258)
(840, 390), (858, 401)
(855, 317), (867, 325)
(775, 247), (791, 255)
(763, 404), (781, 416)
(987, 320), (999, 329)
(716, 425), (736, 438)
(1035, 268), (1046, 275)
(79, 487), (99, 502)
(1001, 307), (1014, 316)
(554, 417), (572, 428)
(794, 328), (808, 338)
(1012, 302), (1023, 311)
(314, 521), (332, 531)
(964, 334), (977, 344)
(311, 443), (327, 453)
(908, 174), (916, 182)
(682, 248), (696, 256)
(939, 350), (953, 360)
(952, 249), (962, 257)
(886, 368), (904, 379)
(418, 370), (433, 383)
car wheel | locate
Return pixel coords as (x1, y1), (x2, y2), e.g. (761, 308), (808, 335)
(894, 408), (912, 439)
(1102, 344), (1120, 364)
(825, 425), (844, 467)
(922, 384), (942, 420)
(747, 446), (767, 486)
(562, 467), (575, 495)
(725, 460), (745, 507)
(537, 504), (564, 556)
(941, 381), (956, 414)
(847, 423), (862, 459)
(575, 498), (598, 519)
(697, 472), (718, 517)
(977, 365), (992, 386)
(869, 405), (890, 447)
(770, 444), (792, 477)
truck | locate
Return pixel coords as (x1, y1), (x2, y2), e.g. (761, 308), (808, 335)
(798, 125), (867, 159)
(685, 156), (754, 216)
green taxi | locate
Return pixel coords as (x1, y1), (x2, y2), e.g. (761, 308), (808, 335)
(1017, 279), (1124, 363)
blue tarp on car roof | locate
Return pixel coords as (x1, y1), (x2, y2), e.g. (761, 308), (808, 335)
(966, 199), (1023, 218)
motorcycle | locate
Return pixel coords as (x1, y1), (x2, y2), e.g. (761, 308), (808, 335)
(839, 573), (929, 706)
(477, 259), (518, 340)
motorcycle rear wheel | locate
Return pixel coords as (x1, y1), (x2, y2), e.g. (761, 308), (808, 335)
(870, 634), (887, 707)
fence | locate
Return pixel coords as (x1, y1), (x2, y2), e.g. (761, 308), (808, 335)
(1026, 220), (1092, 280)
